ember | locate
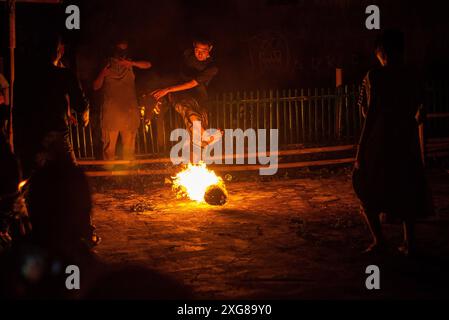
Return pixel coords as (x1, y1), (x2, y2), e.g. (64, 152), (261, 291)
(172, 162), (227, 205)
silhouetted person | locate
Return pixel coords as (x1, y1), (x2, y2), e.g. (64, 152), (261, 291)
(353, 29), (432, 257)
(13, 34), (89, 180)
(0, 157), (192, 299)
(26, 154), (97, 254)
(0, 158), (97, 299)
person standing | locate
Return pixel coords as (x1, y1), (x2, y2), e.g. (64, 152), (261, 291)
(13, 35), (90, 180)
(93, 39), (151, 160)
(353, 29), (432, 257)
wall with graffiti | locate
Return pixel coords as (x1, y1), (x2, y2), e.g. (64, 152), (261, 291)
(2, 0), (448, 92)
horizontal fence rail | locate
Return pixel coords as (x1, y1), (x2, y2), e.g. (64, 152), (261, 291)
(70, 82), (449, 161)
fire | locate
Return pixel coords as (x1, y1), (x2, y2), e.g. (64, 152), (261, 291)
(18, 180), (28, 192)
(172, 162), (225, 203)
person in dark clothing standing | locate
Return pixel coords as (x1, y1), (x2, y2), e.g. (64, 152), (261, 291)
(353, 29), (432, 257)
(12, 35), (89, 180)
(152, 37), (219, 147)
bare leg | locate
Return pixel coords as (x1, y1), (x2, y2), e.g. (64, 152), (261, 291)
(189, 115), (204, 138)
(102, 130), (119, 161)
(121, 130), (136, 161)
(175, 103), (209, 146)
(361, 206), (386, 252)
(399, 220), (416, 256)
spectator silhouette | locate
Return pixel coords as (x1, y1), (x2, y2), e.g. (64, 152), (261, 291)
(0, 155), (97, 299)
(13, 33), (89, 180)
(1, 156), (192, 299)
(353, 29), (434, 257)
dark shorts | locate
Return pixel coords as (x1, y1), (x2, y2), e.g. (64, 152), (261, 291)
(173, 97), (208, 134)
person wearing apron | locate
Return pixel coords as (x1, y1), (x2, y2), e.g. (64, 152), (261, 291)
(93, 40), (151, 160)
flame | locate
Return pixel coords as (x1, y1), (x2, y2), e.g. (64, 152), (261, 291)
(18, 180), (28, 192)
(172, 162), (223, 202)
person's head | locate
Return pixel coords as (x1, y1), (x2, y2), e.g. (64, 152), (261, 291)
(115, 39), (129, 51)
(37, 33), (64, 65)
(375, 29), (405, 67)
(113, 39), (129, 58)
(193, 37), (213, 62)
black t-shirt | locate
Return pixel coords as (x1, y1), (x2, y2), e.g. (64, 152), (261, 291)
(177, 49), (218, 106)
(14, 64), (89, 136)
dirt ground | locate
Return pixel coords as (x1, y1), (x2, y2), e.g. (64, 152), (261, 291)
(90, 167), (449, 299)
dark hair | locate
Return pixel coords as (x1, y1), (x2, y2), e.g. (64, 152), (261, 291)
(375, 29), (405, 63)
(35, 33), (63, 63)
(113, 38), (128, 46)
(193, 35), (213, 47)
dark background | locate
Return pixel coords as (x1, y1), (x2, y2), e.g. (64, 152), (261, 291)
(1, 0), (449, 93)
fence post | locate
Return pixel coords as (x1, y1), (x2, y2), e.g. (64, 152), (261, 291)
(419, 121), (426, 167)
(335, 68), (344, 140)
(156, 102), (168, 153)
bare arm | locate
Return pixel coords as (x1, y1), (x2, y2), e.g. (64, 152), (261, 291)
(93, 67), (108, 91)
(132, 60), (152, 69)
(167, 80), (198, 93)
(152, 80), (199, 100)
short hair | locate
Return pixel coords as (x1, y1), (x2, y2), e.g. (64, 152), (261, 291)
(193, 35), (213, 47)
(375, 29), (405, 61)
(114, 39), (128, 46)
(37, 33), (64, 62)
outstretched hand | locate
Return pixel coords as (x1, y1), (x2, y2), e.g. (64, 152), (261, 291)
(151, 88), (170, 101)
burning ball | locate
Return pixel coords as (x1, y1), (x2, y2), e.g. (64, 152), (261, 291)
(172, 162), (228, 205)
(204, 184), (228, 206)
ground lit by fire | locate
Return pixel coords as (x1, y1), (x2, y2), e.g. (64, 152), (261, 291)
(90, 170), (449, 299)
